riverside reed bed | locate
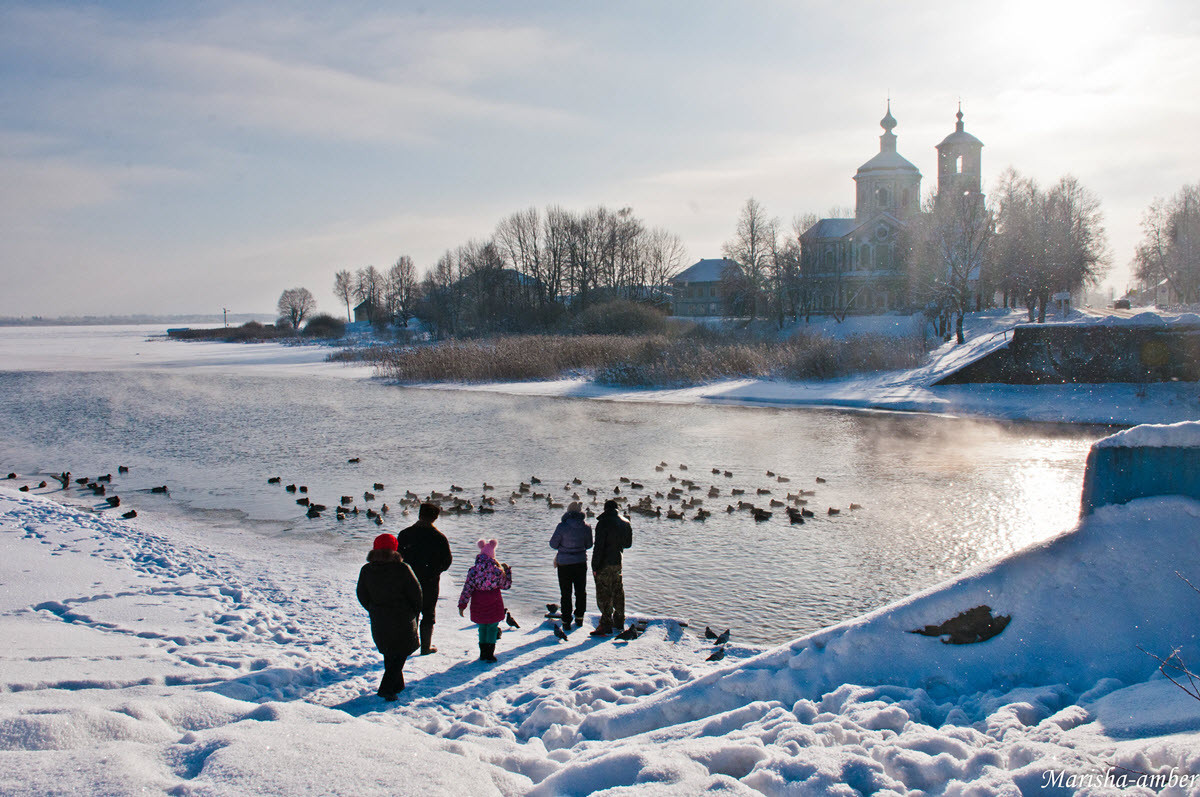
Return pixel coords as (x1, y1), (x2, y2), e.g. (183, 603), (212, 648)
(332, 332), (927, 387)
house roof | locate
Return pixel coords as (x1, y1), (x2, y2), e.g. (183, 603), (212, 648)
(672, 258), (739, 284)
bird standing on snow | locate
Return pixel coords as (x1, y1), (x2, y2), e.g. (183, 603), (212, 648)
(707, 648), (726, 662)
(505, 610), (520, 629)
(715, 629), (731, 645)
(553, 624), (568, 641)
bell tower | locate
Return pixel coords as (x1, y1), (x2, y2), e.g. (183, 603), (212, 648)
(935, 103), (984, 205)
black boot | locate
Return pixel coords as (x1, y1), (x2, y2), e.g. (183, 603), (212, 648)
(479, 643), (497, 662)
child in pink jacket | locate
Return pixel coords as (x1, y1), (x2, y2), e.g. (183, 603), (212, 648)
(458, 539), (512, 662)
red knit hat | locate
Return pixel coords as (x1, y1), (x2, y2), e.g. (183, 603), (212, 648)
(373, 533), (398, 552)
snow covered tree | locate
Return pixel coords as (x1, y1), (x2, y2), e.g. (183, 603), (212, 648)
(992, 170), (1108, 323)
(1133, 183), (1200, 306)
(913, 188), (994, 343)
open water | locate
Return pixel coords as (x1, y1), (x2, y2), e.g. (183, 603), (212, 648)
(0, 329), (1108, 644)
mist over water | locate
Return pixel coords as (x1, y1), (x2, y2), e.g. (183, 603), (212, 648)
(0, 368), (1105, 645)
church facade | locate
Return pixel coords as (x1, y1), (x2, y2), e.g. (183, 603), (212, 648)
(799, 105), (983, 314)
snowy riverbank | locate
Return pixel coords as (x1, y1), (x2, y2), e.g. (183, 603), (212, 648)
(3, 468), (1200, 793)
(403, 310), (1200, 426)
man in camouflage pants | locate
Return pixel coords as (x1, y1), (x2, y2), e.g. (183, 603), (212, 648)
(590, 499), (633, 636)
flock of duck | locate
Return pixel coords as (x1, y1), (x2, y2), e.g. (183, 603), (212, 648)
(311, 460), (866, 528)
(5, 458), (865, 532)
(4, 466), (163, 520)
(7, 460), (857, 659)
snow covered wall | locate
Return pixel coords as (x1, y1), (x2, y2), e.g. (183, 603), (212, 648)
(1080, 420), (1200, 515)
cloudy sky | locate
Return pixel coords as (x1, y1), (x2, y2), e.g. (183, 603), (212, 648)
(2, 0), (1198, 317)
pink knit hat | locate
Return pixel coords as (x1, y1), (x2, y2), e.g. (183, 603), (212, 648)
(477, 538), (498, 559)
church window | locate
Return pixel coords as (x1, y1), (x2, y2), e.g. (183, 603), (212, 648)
(955, 155), (963, 174)
(876, 186), (890, 207)
(874, 246), (889, 270)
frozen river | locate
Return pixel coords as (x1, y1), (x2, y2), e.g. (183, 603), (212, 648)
(0, 327), (1107, 644)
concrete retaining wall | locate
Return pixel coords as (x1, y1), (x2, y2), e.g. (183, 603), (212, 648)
(935, 323), (1200, 385)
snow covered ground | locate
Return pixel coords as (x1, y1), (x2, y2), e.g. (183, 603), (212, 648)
(2, 316), (1200, 794)
(4, 462), (1200, 794)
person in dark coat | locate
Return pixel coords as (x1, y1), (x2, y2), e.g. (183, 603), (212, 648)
(356, 533), (422, 700)
(590, 499), (633, 636)
(549, 501), (592, 631)
(396, 502), (453, 655)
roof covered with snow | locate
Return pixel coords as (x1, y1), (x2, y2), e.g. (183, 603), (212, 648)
(671, 258), (739, 284)
(855, 149), (921, 176)
(802, 218), (858, 240)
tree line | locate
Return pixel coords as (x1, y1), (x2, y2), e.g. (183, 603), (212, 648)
(286, 205), (687, 338)
(273, 175), (1195, 344)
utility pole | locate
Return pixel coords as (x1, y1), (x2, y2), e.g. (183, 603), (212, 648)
(223, 308), (228, 328)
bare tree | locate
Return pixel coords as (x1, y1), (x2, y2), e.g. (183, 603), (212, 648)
(353, 266), (386, 324)
(1134, 183), (1200, 306)
(495, 207), (545, 308)
(722, 197), (778, 322)
(642, 227), (687, 302)
(385, 256), (418, 329)
(333, 270), (354, 322)
(277, 287), (316, 330)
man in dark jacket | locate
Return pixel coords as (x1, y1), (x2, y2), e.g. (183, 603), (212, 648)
(590, 499), (633, 636)
(396, 503), (453, 654)
(549, 501), (593, 630)
(356, 533), (422, 700)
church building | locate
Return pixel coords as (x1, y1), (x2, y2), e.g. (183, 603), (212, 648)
(799, 104), (983, 314)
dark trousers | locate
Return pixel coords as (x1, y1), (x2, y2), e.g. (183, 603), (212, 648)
(418, 576), (440, 633)
(379, 651), (410, 695)
(557, 562), (587, 620)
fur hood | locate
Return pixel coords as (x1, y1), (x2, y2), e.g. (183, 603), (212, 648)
(366, 549), (403, 564)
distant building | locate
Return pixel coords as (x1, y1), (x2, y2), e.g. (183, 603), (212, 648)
(353, 301), (378, 324)
(671, 258), (740, 316)
(800, 104), (984, 314)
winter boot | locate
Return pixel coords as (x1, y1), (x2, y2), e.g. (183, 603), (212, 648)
(479, 643), (497, 663)
(590, 621), (612, 637)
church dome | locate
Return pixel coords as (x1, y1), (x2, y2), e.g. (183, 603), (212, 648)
(856, 101), (921, 176)
(856, 149), (920, 175)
